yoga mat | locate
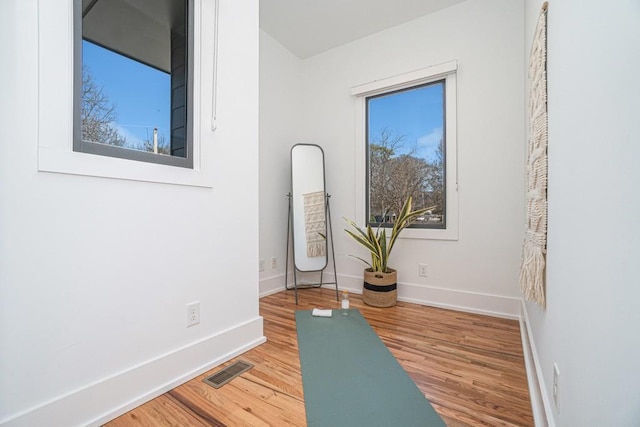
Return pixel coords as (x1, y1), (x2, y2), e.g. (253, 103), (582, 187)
(296, 309), (445, 427)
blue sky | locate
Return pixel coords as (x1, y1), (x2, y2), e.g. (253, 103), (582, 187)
(368, 82), (443, 162)
(83, 40), (170, 147)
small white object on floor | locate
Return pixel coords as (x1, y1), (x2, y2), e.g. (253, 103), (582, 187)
(312, 308), (333, 318)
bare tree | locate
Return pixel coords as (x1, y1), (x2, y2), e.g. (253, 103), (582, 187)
(386, 154), (431, 217)
(368, 128), (444, 223)
(369, 128), (406, 220)
(421, 141), (444, 215)
(81, 66), (127, 147)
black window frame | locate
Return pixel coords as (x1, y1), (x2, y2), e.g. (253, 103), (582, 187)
(365, 79), (447, 230)
(73, 0), (194, 169)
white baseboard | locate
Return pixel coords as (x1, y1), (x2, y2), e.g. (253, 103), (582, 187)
(1, 317), (266, 427)
(261, 273), (521, 319)
(520, 301), (556, 427)
(259, 271), (338, 298)
(398, 282), (521, 319)
(259, 273), (287, 297)
(335, 273), (520, 319)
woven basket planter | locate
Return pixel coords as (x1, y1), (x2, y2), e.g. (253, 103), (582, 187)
(363, 268), (397, 307)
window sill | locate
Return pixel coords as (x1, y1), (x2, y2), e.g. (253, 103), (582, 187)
(395, 226), (458, 241)
(38, 146), (212, 187)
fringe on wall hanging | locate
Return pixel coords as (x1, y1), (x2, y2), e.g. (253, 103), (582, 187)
(520, 2), (549, 308)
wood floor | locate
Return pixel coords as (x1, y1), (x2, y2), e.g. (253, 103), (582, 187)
(106, 289), (533, 426)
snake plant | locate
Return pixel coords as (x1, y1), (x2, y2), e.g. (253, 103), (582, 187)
(344, 197), (434, 273)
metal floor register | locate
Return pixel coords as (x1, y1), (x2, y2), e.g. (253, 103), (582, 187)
(202, 360), (254, 389)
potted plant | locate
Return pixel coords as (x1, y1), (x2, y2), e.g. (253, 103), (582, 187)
(344, 196), (434, 307)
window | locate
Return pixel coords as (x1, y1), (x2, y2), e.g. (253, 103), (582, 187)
(37, 0), (213, 187)
(352, 62), (458, 240)
(366, 81), (445, 229)
(74, 0), (193, 168)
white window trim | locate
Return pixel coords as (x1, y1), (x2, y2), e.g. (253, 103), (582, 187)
(36, 0), (215, 187)
(352, 60), (459, 241)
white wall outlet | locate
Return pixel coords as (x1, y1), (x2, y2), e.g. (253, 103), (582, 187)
(187, 302), (200, 327)
(271, 257), (277, 269)
(418, 263), (428, 277)
(259, 259), (265, 272)
(553, 362), (560, 411)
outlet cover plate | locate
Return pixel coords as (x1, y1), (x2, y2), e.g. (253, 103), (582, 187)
(418, 263), (428, 277)
(187, 302), (200, 327)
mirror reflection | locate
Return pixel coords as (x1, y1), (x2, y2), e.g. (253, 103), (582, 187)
(290, 144), (328, 272)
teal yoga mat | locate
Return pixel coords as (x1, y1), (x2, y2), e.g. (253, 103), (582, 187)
(295, 309), (445, 427)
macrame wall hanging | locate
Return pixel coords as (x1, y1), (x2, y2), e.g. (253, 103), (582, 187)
(303, 191), (327, 257)
(520, 2), (549, 307)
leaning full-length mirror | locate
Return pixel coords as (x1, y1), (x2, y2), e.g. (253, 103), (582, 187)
(290, 144), (328, 272)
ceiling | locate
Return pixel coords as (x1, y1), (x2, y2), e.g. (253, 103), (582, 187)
(83, 0), (184, 72)
(259, 0), (467, 59)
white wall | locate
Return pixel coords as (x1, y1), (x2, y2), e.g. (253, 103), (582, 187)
(259, 0), (526, 316)
(523, 0), (640, 425)
(0, 1), (262, 426)
(258, 30), (304, 294)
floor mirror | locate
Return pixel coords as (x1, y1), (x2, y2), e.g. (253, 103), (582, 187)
(286, 144), (339, 304)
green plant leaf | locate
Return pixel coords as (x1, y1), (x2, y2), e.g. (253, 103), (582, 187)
(368, 224), (383, 268)
(379, 228), (388, 272)
(344, 229), (378, 255)
(343, 217), (372, 242)
(343, 196), (437, 273)
(347, 254), (373, 269)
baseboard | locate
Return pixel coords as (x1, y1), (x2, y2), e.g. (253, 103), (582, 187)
(520, 302), (556, 427)
(262, 273), (520, 319)
(336, 273), (521, 319)
(259, 273), (286, 297)
(1, 317), (266, 427)
(259, 271), (338, 298)
(399, 282), (521, 319)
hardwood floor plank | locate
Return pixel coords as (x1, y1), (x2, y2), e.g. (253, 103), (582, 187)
(105, 288), (533, 426)
(106, 394), (210, 427)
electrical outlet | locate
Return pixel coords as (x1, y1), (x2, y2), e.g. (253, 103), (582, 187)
(259, 259), (265, 272)
(271, 257), (278, 269)
(187, 302), (200, 327)
(553, 363), (560, 410)
(418, 263), (428, 277)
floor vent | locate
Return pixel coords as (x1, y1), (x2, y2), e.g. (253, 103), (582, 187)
(202, 360), (254, 389)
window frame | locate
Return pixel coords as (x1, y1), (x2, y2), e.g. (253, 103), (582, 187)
(352, 61), (459, 241)
(37, 0), (213, 187)
(365, 79), (447, 230)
